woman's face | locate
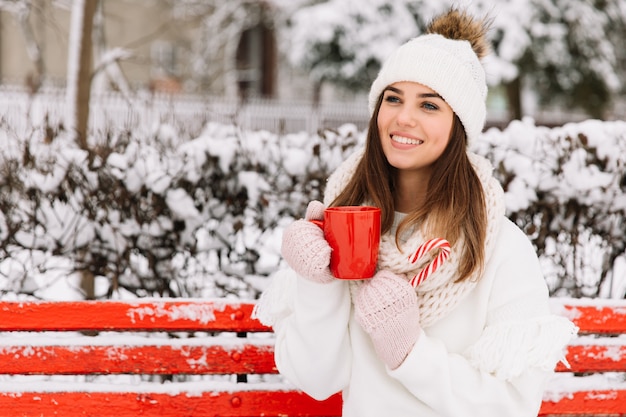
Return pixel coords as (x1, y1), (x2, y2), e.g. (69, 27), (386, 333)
(377, 81), (454, 174)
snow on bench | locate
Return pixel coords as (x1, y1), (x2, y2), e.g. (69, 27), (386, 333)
(0, 297), (624, 416)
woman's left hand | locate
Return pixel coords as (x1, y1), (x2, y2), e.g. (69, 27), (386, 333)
(354, 270), (421, 369)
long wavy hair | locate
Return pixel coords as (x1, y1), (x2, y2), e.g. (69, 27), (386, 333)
(329, 94), (487, 282)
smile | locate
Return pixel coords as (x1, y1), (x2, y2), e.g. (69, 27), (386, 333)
(392, 135), (423, 145)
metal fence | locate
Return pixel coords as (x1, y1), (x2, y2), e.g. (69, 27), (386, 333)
(0, 85), (596, 137)
(0, 86), (371, 136)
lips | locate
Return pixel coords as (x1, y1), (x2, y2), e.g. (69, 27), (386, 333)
(391, 135), (423, 145)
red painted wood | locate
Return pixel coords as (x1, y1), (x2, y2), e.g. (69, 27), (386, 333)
(2, 342), (624, 375)
(1, 300), (622, 333)
(562, 303), (626, 334)
(0, 344), (277, 375)
(0, 300), (269, 332)
(538, 389), (626, 416)
(556, 344), (626, 373)
(1, 389), (625, 417)
(0, 390), (343, 417)
(1, 299), (625, 416)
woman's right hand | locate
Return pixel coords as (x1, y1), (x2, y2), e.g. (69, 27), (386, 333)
(281, 201), (334, 284)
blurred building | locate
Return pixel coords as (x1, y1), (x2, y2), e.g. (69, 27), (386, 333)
(0, 1), (304, 100)
(0, 0), (371, 133)
(1, 1), (608, 131)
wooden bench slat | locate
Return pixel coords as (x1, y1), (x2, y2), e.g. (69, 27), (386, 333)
(0, 390), (343, 417)
(0, 300), (270, 332)
(1, 300), (623, 333)
(538, 389), (626, 416)
(560, 303), (626, 334)
(1, 342), (624, 375)
(0, 389), (624, 417)
(0, 344), (277, 375)
(556, 344), (626, 373)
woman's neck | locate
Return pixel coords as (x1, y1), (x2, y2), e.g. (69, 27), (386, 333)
(394, 171), (429, 213)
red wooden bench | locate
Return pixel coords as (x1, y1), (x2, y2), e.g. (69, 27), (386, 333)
(0, 297), (624, 416)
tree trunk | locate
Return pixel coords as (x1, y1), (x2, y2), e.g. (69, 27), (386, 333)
(66, 0), (98, 300)
(505, 76), (523, 121)
(66, 0), (98, 149)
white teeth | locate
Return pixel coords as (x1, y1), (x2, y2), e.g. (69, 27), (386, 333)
(392, 135), (423, 145)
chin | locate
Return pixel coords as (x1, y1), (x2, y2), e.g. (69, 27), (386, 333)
(386, 157), (416, 171)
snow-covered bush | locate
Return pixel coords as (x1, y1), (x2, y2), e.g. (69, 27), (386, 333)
(0, 117), (363, 300)
(0, 114), (624, 300)
(475, 118), (626, 298)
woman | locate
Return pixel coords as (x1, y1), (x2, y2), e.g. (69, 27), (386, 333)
(254, 8), (576, 417)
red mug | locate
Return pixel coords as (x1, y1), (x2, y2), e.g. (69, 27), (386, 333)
(311, 206), (381, 279)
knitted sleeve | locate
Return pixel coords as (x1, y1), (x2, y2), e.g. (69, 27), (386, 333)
(252, 268), (296, 328)
(253, 268), (353, 400)
(463, 220), (578, 380)
(464, 292), (577, 380)
(251, 147), (365, 399)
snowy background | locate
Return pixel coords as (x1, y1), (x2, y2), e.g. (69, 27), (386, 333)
(1, 96), (625, 302)
(280, 0), (625, 120)
(0, 0), (625, 405)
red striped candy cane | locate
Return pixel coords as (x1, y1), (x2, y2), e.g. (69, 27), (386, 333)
(408, 238), (451, 287)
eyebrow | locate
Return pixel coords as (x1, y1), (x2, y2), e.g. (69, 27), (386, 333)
(384, 86), (444, 101)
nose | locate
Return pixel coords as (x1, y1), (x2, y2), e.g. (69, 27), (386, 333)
(396, 104), (417, 127)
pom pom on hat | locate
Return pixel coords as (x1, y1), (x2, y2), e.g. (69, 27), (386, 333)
(368, 9), (491, 145)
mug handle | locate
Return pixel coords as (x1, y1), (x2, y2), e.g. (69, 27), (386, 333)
(309, 219), (323, 229)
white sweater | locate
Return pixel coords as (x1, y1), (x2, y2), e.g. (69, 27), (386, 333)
(255, 149), (576, 416)
(257, 217), (576, 417)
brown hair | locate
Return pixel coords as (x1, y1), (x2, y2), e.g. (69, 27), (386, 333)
(329, 94), (487, 282)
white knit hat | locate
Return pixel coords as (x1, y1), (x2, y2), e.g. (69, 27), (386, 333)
(368, 34), (487, 144)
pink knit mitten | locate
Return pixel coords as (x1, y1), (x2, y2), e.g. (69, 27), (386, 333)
(281, 201), (334, 284)
(354, 270), (421, 369)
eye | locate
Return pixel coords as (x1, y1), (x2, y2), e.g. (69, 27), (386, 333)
(383, 93), (401, 104)
(422, 102), (439, 111)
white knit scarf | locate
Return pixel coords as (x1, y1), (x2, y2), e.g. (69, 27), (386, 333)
(323, 147), (506, 328)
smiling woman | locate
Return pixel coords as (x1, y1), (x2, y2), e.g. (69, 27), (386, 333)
(377, 82), (454, 179)
(254, 7), (577, 417)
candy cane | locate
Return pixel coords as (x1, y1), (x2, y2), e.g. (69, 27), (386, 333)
(408, 238), (451, 287)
